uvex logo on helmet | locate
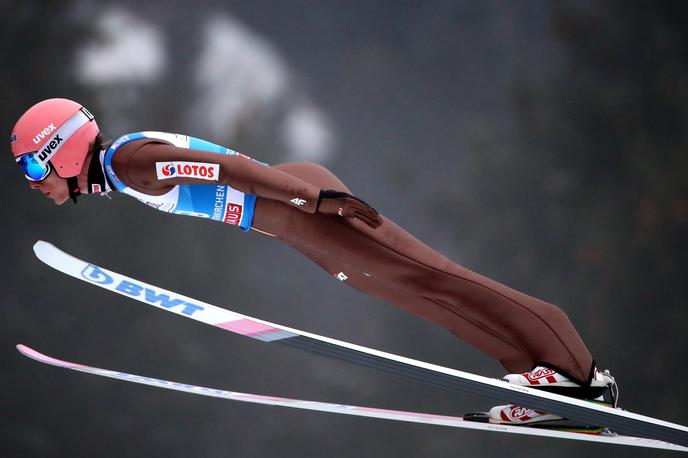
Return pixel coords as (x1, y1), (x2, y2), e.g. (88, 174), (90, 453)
(33, 124), (57, 145)
(155, 161), (220, 181)
(37, 135), (64, 162)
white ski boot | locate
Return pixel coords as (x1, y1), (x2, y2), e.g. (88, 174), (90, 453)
(488, 366), (618, 426)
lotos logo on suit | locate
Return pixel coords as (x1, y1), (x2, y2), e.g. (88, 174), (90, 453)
(161, 163), (176, 176)
(156, 161), (219, 181)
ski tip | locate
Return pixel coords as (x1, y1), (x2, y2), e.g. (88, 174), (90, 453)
(33, 240), (67, 268)
(16, 343), (43, 362)
(33, 240), (52, 256)
(17, 343), (44, 360)
(16, 344), (76, 368)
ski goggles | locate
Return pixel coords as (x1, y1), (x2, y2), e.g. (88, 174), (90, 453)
(14, 107), (94, 182)
(16, 153), (53, 181)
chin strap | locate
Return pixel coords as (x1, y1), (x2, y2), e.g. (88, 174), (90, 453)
(67, 176), (81, 204)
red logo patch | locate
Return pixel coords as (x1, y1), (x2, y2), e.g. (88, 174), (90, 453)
(161, 163), (175, 176)
(504, 406), (546, 421)
(223, 203), (243, 225)
(524, 368), (557, 384)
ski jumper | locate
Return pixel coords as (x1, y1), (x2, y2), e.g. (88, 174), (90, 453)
(103, 132), (595, 385)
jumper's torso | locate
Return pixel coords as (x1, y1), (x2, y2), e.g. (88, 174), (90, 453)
(104, 131), (258, 231)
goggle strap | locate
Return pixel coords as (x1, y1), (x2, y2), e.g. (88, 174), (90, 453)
(33, 108), (93, 167)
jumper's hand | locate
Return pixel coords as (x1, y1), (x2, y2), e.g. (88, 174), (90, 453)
(316, 190), (383, 228)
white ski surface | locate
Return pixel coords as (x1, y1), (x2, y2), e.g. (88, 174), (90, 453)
(16, 344), (688, 452)
(32, 240), (688, 446)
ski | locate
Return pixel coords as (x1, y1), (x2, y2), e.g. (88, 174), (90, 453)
(32, 240), (688, 447)
(16, 344), (688, 452)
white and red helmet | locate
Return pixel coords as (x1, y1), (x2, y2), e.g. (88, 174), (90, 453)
(11, 98), (99, 178)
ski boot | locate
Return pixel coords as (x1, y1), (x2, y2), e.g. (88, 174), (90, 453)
(466, 366), (619, 431)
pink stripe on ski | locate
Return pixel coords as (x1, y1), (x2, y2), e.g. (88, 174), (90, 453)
(238, 393), (294, 402)
(215, 319), (281, 336)
(16, 344), (87, 369)
(353, 406), (461, 421)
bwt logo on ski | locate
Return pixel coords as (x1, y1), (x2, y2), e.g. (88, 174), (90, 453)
(156, 161), (219, 181)
(81, 264), (205, 316)
(81, 264), (114, 285)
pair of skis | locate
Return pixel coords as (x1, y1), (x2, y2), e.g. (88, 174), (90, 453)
(19, 241), (688, 452)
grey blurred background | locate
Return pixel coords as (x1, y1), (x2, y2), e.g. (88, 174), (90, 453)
(3, 1), (687, 457)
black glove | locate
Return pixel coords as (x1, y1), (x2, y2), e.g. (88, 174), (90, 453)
(316, 190), (383, 228)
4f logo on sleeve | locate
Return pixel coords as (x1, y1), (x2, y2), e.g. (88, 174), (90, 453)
(290, 198), (307, 206)
(156, 161), (220, 181)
